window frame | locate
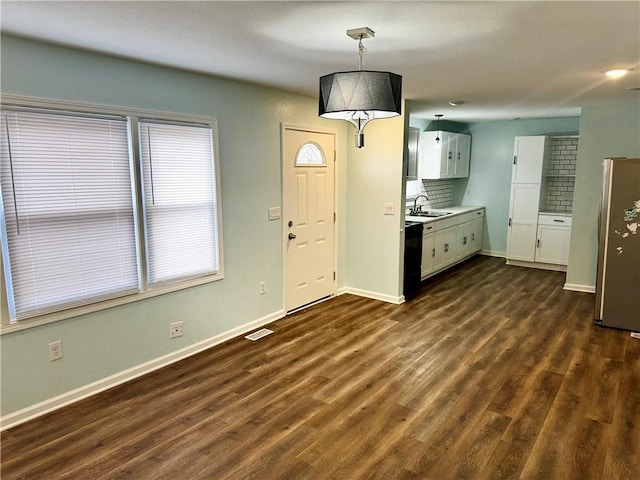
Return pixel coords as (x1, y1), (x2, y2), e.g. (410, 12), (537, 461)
(0, 95), (225, 334)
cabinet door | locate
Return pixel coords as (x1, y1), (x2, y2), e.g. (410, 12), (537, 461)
(406, 127), (419, 180)
(506, 184), (540, 261)
(442, 226), (457, 266)
(456, 222), (472, 260)
(441, 132), (456, 178)
(471, 217), (484, 253)
(434, 228), (457, 270)
(513, 136), (546, 184)
(421, 231), (435, 278)
(454, 134), (471, 178)
(420, 131), (455, 179)
(535, 225), (571, 265)
(419, 131), (442, 179)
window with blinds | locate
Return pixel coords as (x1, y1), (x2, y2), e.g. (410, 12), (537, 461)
(0, 108), (140, 320)
(0, 102), (223, 324)
(138, 120), (220, 286)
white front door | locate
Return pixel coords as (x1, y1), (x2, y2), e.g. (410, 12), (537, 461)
(283, 127), (335, 312)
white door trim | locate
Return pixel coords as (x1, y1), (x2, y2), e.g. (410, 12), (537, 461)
(281, 123), (339, 313)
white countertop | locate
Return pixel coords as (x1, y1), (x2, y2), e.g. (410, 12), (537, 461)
(539, 211), (572, 217)
(406, 205), (484, 224)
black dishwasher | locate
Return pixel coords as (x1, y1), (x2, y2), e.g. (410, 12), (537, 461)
(403, 221), (423, 298)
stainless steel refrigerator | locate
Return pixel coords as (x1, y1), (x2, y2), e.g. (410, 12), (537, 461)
(594, 157), (640, 332)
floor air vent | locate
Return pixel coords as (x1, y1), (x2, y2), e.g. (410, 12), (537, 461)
(244, 328), (274, 341)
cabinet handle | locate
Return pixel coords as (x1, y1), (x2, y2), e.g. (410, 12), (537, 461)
(508, 217), (512, 227)
(471, 233), (475, 241)
(457, 152), (461, 160)
(463, 236), (467, 245)
(553, 219), (565, 223)
(432, 248), (436, 257)
(426, 226), (433, 230)
(513, 155), (517, 165)
(537, 239), (540, 248)
(445, 243), (449, 252)
(448, 151), (453, 160)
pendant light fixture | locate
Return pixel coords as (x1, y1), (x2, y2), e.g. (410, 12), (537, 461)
(434, 114), (443, 143)
(319, 27), (402, 148)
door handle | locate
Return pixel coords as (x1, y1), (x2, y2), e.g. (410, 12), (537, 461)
(288, 233), (297, 239)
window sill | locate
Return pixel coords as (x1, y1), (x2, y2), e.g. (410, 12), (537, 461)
(0, 272), (224, 335)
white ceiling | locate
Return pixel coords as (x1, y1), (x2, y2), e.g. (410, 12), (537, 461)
(1, 1), (639, 122)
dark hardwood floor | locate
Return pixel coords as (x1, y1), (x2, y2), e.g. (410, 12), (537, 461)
(2, 256), (638, 479)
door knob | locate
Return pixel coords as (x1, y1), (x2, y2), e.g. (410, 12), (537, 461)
(288, 233), (297, 239)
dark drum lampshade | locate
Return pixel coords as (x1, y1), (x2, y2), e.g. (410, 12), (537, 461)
(319, 70), (402, 148)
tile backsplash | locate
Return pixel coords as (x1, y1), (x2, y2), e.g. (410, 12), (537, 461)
(406, 179), (454, 211)
(543, 136), (578, 213)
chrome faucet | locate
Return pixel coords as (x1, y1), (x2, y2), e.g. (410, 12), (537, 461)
(410, 195), (429, 215)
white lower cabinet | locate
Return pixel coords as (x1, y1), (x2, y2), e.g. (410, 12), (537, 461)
(535, 214), (572, 265)
(506, 183), (541, 262)
(421, 224), (435, 279)
(470, 215), (484, 253)
(456, 222), (473, 260)
(435, 226), (457, 270)
(418, 208), (484, 280)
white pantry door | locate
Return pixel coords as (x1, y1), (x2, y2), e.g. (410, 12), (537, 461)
(283, 127), (335, 312)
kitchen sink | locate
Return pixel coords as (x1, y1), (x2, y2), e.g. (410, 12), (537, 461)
(410, 211), (452, 218)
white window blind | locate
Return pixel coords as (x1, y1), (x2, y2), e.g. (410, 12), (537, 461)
(138, 120), (219, 286)
(0, 109), (140, 320)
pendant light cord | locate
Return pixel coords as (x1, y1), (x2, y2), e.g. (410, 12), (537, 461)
(358, 35), (366, 71)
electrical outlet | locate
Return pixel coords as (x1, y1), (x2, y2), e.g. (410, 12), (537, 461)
(49, 340), (63, 361)
(259, 281), (266, 295)
(170, 321), (184, 338)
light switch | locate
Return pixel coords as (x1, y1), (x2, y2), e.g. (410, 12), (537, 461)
(384, 203), (394, 215)
(268, 207), (281, 220)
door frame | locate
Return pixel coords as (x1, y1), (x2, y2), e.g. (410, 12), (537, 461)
(280, 123), (339, 313)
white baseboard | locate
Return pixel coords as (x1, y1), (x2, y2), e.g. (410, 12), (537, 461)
(479, 250), (506, 258)
(0, 309), (285, 432)
(337, 287), (404, 304)
(506, 259), (567, 272)
(564, 283), (596, 293)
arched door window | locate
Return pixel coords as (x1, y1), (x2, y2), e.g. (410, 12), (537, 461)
(295, 142), (326, 166)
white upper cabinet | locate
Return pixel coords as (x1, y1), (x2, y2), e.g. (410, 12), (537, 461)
(512, 136), (547, 183)
(419, 131), (471, 179)
(455, 133), (471, 178)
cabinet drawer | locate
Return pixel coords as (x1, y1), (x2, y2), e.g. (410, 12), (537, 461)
(538, 214), (572, 227)
(434, 216), (458, 230)
(422, 223), (436, 235)
(457, 208), (485, 224)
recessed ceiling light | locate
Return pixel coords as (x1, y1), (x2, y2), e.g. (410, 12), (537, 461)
(448, 100), (466, 106)
(605, 69), (629, 79)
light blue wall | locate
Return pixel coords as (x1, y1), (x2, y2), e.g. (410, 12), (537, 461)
(458, 117), (580, 255)
(566, 102), (640, 290)
(1, 34), (407, 419)
(0, 35), (357, 416)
